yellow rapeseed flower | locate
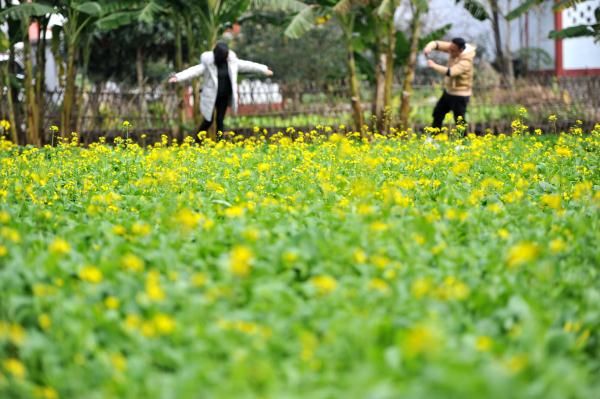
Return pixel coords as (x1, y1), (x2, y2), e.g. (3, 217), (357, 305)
(145, 271), (165, 301)
(112, 225), (127, 235)
(38, 314), (52, 330)
(34, 386), (59, 399)
(311, 275), (337, 295)
(8, 324), (26, 345)
(225, 205), (245, 218)
(572, 181), (592, 200)
(504, 354), (528, 374)
(368, 278), (390, 294)
(541, 194), (561, 210)
(402, 324), (440, 358)
(369, 221), (389, 232)
(0, 119), (11, 131)
(49, 238), (71, 255)
(475, 335), (493, 352)
(104, 296), (120, 310)
(437, 276), (470, 301)
(242, 227), (261, 242)
(282, 250), (299, 264)
(353, 249), (367, 264)
(191, 272), (207, 287)
(1, 227), (20, 243)
(549, 238), (566, 254)
(3, 358), (26, 379)
(110, 353), (127, 372)
(229, 246), (254, 277)
(176, 208), (202, 230)
(506, 242), (539, 268)
(555, 146), (572, 157)
(79, 265), (103, 284)
(124, 314), (142, 331)
(121, 253), (144, 272)
(411, 277), (432, 299)
(131, 222), (151, 236)
(153, 313), (176, 335)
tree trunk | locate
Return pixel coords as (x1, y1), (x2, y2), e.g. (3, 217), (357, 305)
(185, 19), (202, 129)
(373, 52), (386, 132)
(503, 0), (515, 85)
(136, 46), (149, 127)
(383, 12), (397, 133)
(371, 26), (384, 119)
(35, 18), (48, 144)
(399, 8), (421, 130)
(490, 0), (507, 79)
(347, 48), (364, 132)
(23, 23), (40, 146)
(174, 20), (184, 140)
(2, 51), (19, 144)
(207, 31), (219, 142)
(61, 40), (77, 137)
(76, 36), (92, 134)
(2, 62), (18, 144)
(337, 14), (363, 132)
(7, 40), (19, 144)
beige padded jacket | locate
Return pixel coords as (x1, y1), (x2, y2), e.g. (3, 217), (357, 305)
(426, 41), (477, 96)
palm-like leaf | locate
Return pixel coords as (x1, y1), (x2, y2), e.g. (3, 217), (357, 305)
(455, 0), (489, 21)
(505, 0), (543, 20)
(550, 24), (597, 39)
(74, 2), (103, 16)
(251, 0), (308, 13)
(377, 0), (396, 18)
(0, 3), (56, 21)
(507, 0), (586, 20)
(284, 4), (317, 39)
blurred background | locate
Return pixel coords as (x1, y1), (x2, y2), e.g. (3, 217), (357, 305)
(1, 0), (599, 145)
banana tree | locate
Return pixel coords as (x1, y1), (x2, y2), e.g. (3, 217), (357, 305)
(0, 27), (19, 144)
(375, 0), (399, 132)
(397, 0), (427, 130)
(285, 0), (369, 131)
(455, 0), (515, 81)
(0, 1), (55, 145)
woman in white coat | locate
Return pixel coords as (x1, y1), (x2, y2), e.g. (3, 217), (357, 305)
(168, 42), (273, 136)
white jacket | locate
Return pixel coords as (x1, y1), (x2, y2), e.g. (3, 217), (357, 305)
(174, 50), (270, 121)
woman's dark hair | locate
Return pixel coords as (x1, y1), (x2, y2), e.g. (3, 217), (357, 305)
(213, 42), (229, 66)
(451, 37), (466, 51)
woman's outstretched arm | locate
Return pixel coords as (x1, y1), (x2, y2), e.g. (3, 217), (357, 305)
(237, 59), (273, 76)
(168, 64), (206, 83)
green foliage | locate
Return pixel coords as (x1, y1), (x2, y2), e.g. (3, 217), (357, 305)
(455, 0), (489, 21)
(0, 126), (599, 398)
(0, 2), (56, 22)
(234, 21), (348, 82)
(0, 30), (8, 52)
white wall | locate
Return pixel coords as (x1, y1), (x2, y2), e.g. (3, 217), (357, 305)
(561, 0), (600, 70)
(525, 2), (556, 70)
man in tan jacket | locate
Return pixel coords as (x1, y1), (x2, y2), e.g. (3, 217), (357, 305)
(424, 38), (476, 129)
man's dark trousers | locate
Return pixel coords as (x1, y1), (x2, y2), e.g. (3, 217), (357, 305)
(432, 91), (470, 128)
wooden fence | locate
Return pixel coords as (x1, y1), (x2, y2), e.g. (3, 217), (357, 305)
(1, 75), (599, 143)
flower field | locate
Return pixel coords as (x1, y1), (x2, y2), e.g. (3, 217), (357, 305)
(0, 126), (599, 399)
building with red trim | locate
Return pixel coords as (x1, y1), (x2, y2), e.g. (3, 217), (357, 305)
(509, 0), (600, 76)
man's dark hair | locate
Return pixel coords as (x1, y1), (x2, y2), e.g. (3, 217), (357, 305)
(451, 37), (467, 51)
(213, 42), (229, 66)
